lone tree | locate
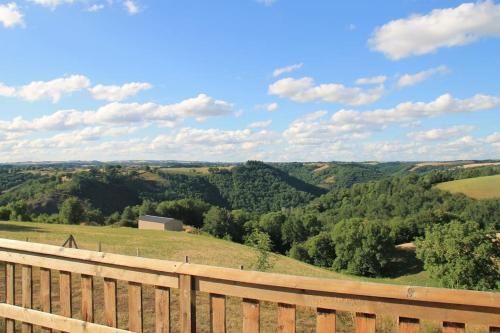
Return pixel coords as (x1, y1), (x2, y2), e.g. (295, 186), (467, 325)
(416, 221), (499, 290)
(332, 218), (394, 277)
(59, 197), (85, 224)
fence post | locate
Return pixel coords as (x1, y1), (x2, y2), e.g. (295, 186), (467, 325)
(5, 263), (15, 333)
(22, 265), (33, 333)
(179, 274), (196, 333)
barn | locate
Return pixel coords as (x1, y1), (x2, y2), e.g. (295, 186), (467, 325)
(137, 215), (183, 231)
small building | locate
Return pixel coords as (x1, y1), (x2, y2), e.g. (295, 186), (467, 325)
(138, 215), (183, 231)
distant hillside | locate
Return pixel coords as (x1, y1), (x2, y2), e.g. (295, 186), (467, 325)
(435, 174), (500, 199)
(274, 162), (413, 189)
(0, 161), (325, 216)
(206, 161), (326, 213)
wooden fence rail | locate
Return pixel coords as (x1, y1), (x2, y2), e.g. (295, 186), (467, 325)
(0, 238), (499, 332)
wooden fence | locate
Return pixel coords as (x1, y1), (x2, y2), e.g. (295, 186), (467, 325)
(0, 238), (499, 332)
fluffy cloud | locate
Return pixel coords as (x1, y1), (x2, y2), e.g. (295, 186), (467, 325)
(408, 125), (475, 141)
(89, 82), (152, 101)
(397, 66), (449, 87)
(86, 4), (104, 12)
(7, 75), (91, 103)
(123, 0), (139, 14)
(355, 75), (387, 85)
(268, 77), (384, 106)
(0, 94), (234, 134)
(0, 2), (24, 28)
(29, 0), (75, 9)
(329, 94), (500, 130)
(272, 63), (303, 77)
(369, 1), (500, 60)
(248, 120), (272, 129)
(266, 102), (278, 112)
(0, 75), (153, 103)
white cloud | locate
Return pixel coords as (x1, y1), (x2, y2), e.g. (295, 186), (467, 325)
(89, 82), (152, 101)
(268, 76), (384, 105)
(397, 65), (449, 87)
(266, 102), (278, 112)
(86, 4), (104, 12)
(17, 75), (91, 103)
(257, 0), (276, 6)
(272, 63), (303, 77)
(408, 125), (475, 141)
(355, 75), (387, 85)
(29, 0), (75, 9)
(369, 1), (500, 60)
(248, 120), (272, 129)
(0, 2), (24, 28)
(0, 82), (16, 97)
(329, 93), (500, 130)
(0, 94), (234, 134)
(123, 0), (139, 14)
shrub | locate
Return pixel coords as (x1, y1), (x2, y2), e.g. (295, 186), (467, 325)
(416, 221), (499, 290)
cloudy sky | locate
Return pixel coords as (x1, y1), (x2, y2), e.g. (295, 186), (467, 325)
(0, 0), (499, 162)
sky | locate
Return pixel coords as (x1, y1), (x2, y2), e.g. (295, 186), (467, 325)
(0, 0), (499, 162)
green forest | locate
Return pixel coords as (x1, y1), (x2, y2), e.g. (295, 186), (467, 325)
(0, 160), (498, 291)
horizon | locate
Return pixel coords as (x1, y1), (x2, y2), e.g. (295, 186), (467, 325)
(1, 0), (499, 162)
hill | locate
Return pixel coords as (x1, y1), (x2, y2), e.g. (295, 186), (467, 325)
(274, 162), (413, 189)
(435, 174), (500, 199)
(0, 220), (432, 286)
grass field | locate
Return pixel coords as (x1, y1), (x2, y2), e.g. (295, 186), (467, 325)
(0, 221), (484, 332)
(435, 174), (500, 199)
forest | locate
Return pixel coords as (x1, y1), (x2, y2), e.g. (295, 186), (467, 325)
(0, 160), (498, 290)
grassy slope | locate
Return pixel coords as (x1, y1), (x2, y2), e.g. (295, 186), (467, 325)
(0, 220), (433, 287)
(435, 174), (500, 199)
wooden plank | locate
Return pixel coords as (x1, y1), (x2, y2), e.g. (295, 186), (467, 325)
(104, 278), (118, 328)
(40, 267), (52, 333)
(60, 271), (72, 317)
(128, 282), (143, 333)
(196, 277), (500, 327)
(22, 265), (33, 333)
(399, 317), (419, 333)
(60, 271), (72, 333)
(443, 322), (465, 333)
(355, 313), (376, 333)
(5, 262), (15, 333)
(179, 274), (196, 333)
(0, 303), (132, 333)
(1, 238), (499, 310)
(155, 286), (170, 333)
(316, 308), (335, 333)
(209, 293), (225, 333)
(242, 299), (259, 333)
(277, 303), (295, 333)
(0, 249), (177, 288)
(81, 274), (94, 323)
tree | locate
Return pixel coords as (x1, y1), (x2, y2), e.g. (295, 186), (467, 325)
(416, 221), (499, 290)
(156, 198), (210, 227)
(202, 207), (233, 239)
(332, 218), (394, 277)
(245, 229), (274, 271)
(59, 197), (84, 224)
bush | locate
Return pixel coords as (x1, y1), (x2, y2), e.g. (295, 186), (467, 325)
(245, 229), (274, 271)
(59, 197), (84, 224)
(156, 198), (210, 227)
(416, 221), (499, 290)
(332, 218), (394, 277)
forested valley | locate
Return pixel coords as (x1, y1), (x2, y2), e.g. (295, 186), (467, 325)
(0, 160), (498, 291)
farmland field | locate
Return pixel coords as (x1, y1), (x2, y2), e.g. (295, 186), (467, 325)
(435, 174), (500, 199)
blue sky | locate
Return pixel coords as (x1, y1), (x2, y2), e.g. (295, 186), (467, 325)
(0, 0), (499, 162)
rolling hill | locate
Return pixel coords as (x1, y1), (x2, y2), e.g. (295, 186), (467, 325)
(435, 174), (500, 199)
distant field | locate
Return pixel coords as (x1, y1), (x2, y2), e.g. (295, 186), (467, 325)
(462, 161), (500, 169)
(159, 166), (234, 175)
(436, 174), (500, 199)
